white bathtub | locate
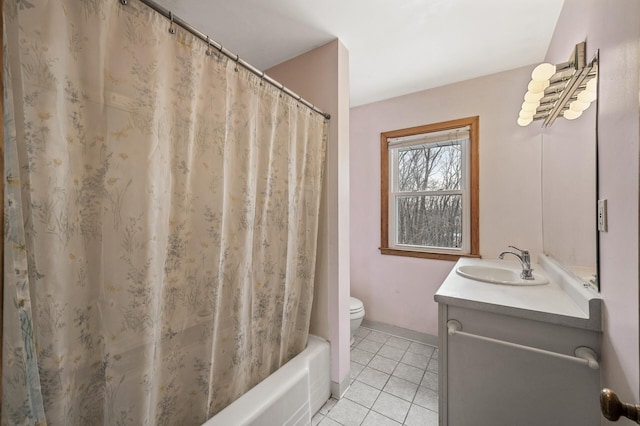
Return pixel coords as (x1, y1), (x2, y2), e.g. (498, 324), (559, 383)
(203, 335), (331, 426)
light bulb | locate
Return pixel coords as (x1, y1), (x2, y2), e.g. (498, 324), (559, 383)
(524, 91), (544, 103)
(521, 101), (539, 112)
(577, 90), (597, 103)
(519, 109), (535, 119)
(563, 109), (582, 120)
(517, 116), (533, 126)
(531, 63), (556, 81)
(569, 100), (591, 112)
(586, 77), (597, 93)
(527, 79), (549, 93)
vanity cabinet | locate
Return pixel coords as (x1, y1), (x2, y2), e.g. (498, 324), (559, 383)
(435, 256), (602, 426)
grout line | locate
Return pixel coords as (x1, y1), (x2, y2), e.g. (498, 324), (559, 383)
(359, 326), (438, 349)
(347, 327), (439, 426)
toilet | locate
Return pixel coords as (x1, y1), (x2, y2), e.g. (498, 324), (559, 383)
(350, 297), (365, 346)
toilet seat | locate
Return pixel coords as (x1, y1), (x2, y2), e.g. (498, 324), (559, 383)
(349, 297), (365, 347)
(350, 297), (364, 316)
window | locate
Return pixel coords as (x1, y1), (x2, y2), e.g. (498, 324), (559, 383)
(380, 117), (479, 260)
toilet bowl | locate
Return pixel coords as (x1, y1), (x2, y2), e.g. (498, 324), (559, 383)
(350, 297), (365, 346)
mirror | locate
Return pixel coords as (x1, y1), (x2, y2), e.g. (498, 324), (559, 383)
(541, 59), (598, 289)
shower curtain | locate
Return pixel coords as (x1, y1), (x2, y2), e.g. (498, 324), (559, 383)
(2, 0), (327, 424)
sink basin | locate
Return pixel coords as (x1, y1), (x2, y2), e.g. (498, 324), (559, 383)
(456, 265), (549, 286)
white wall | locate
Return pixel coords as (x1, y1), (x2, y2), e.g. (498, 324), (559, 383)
(267, 39), (352, 396)
(350, 66), (543, 336)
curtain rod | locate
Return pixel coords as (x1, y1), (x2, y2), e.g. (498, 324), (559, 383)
(118, 0), (331, 120)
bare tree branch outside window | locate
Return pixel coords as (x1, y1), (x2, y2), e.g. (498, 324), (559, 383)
(395, 142), (463, 249)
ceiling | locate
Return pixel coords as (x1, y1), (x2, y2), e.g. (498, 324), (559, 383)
(154, 0), (565, 107)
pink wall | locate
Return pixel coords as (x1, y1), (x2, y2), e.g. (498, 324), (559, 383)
(350, 0), (640, 413)
(267, 40), (352, 396)
(350, 66), (543, 336)
(591, 1), (640, 409)
(544, 0), (640, 412)
(264, 0), (640, 411)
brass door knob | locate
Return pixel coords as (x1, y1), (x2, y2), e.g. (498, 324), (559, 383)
(600, 388), (640, 423)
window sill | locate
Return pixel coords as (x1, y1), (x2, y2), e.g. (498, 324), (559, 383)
(379, 247), (481, 261)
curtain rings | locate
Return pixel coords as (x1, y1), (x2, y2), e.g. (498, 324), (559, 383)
(205, 36), (212, 56)
(234, 53), (240, 72)
(168, 11), (176, 34)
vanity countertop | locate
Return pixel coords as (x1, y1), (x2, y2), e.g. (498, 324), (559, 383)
(434, 256), (602, 331)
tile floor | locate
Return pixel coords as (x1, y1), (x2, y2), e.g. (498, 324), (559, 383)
(312, 327), (439, 426)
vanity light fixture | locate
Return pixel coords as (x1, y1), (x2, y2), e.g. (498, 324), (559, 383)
(517, 42), (598, 127)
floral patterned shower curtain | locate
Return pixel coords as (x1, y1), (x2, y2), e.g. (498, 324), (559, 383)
(2, 0), (327, 424)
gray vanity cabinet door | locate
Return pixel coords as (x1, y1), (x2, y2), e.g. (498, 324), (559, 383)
(440, 305), (600, 426)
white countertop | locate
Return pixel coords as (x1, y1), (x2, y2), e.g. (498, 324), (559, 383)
(434, 257), (602, 330)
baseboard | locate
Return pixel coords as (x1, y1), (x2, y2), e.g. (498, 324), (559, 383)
(361, 319), (438, 347)
(330, 375), (350, 399)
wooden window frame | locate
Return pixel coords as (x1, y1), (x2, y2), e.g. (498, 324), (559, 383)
(380, 116), (480, 261)
(1, 0), (5, 408)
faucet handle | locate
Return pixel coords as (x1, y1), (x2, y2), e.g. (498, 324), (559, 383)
(508, 245), (528, 254)
(509, 245), (531, 264)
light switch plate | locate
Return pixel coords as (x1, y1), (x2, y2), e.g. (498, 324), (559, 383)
(597, 199), (608, 232)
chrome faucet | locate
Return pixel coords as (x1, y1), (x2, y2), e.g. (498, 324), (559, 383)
(498, 245), (534, 280)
